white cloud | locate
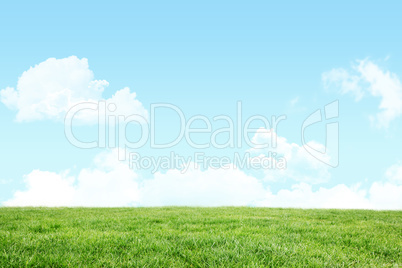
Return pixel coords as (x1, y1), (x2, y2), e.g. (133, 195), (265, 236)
(4, 150), (402, 210)
(258, 183), (372, 209)
(4, 170), (76, 207)
(249, 128), (331, 184)
(369, 182), (402, 210)
(4, 150), (140, 207)
(257, 182), (402, 210)
(322, 59), (402, 128)
(105, 87), (148, 122)
(140, 164), (266, 207)
(256, 164), (402, 210)
(0, 56), (147, 123)
(4, 151), (265, 207)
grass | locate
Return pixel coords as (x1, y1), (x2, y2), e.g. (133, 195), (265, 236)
(0, 207), (401, 267)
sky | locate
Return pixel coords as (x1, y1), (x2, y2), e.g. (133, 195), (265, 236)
(1, 1), (402, 209)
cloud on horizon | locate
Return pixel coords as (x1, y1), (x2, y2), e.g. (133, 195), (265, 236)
(4, 150), (402, 210)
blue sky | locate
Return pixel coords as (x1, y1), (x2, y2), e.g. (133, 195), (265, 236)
(1, 1), (402, 208)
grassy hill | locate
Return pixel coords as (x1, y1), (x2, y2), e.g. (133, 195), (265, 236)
(0, 207), (400, 267)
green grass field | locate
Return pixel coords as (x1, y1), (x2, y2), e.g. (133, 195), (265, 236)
(0, 207), (400, 267)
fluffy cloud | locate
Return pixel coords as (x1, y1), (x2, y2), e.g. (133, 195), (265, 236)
(4, 150), (140, 207)
(258, 183), (371, 209)
(4, 150), (402, 210)
(4, 151), (266, 207)
(323, 59), (402, 128)
(0, 56), (147, 123)
(258, 162), (402, 210)
(258, 182), (402, 210)
(3, 170), (76, 207)
(249, 128), (331, 184)
(140, 164), (266, 206)
(368, 182), (402, 210)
